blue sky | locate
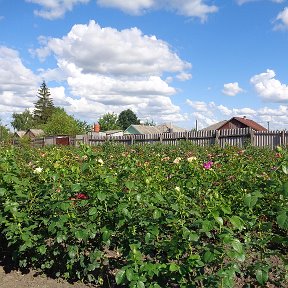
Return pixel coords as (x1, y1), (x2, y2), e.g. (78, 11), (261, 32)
(0, 0), (288, 130)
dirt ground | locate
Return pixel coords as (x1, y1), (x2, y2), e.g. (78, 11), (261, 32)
(0, 265), (98, 288)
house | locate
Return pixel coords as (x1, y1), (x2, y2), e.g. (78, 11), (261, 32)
(202, 117), (267, 131)
(14, 130), (26, 138)
(124, 123), (187, 135)
(24, 129), (45, 139)
(105, 130), (124, 137)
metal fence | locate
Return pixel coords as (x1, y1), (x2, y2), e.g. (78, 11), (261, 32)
(74, 128), (288, 149)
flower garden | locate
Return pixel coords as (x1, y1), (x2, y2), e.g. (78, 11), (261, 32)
(0, 143), (287, 287)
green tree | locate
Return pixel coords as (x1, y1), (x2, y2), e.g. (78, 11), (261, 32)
(143, 119), (156, 126)
(34, 81), (55, 124)
(11, 109), (35, 131)
(41, 108), (84, 136)
(0, 121), (10, 142)
(117, 109), (140, 130)
(98, 112), (121, 131)
(75, 119), (91, 133)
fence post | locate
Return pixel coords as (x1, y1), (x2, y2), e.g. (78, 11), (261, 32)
(280, 130), (285, 146)
(159, 134), (163, 144)
(215, 130), (220, 145)
(250, 128), (255, 146)
(131, 135), (134, 145)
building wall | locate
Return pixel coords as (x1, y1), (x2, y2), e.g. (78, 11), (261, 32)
(220, 119), (247, 130)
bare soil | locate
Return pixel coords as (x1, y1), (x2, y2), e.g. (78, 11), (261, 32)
(0, 265), (98, 288)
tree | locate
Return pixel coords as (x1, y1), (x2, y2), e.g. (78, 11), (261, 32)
(98, 112), (121, 131)
(75, 119), (91, 133)
(143, 119), (156, 126)
(11, 109), (35, 131)
(0, 120), (10, 142)
(34, 81), (55, 125)
(41, 108), (85, 136)
(117, 109), (140, 130)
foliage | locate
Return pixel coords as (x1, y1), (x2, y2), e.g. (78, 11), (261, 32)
(98, 112), (121, 131)
(75, 119), (91, 134)
(0, 144), (287, 287)
(117, 109), (140, 130)
(11, 109), (35, 131)
(41, 107), (85, 136)
(0, 123), (10, 142)
(143, 119), (156, 126)
(33, 81), (55, 125)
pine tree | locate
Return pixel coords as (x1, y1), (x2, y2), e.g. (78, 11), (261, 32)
(34, 81), (55, 124)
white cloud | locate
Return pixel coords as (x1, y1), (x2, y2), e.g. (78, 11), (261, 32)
(97, 0), (218, 20)
(186, 99), (288, 130)
(31, 21), (192, 123)
(35, 21), (191, 76)
(26, 0), (90, 20)
(236, 0), (284, 5)
(250, 69), (288, 102)
(274, 7), (288, 30)
(25, 0), (217, 20)
(222, 82), (243, 96)
(0, 46), (40, 116)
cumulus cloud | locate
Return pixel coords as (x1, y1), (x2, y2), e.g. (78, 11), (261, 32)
(26, 0), (218, 20)
(35, 21), (191, 76)
(0, 46), (40, 114)
(97, 0), (218, 20)
(222, 82), (243, 96)
(250, 69), (288, 102)
(274, 7), (288, 30)
(26, 0), (89, 20)
(236, 0), (284, 5)
(31, 21), (192, 123)
(186, 99), (287, 130)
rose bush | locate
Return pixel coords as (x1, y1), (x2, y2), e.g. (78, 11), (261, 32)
(0, 143), (287, 287)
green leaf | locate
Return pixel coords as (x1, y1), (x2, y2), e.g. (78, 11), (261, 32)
(256, 268), (269, 285)
(277, 211), (288, 229)
(89, 207), (97, 216)
(97, 192), (106, 201)
(203, 250), (214, 263)
(71, 183), (81, 192)
(169, 263), (179, 272)
(230, 216), (245, 231)
(281, 182), (288, 198)
(137, 281), (145, 288)
(126, 268), (134, 281)
(231, 239), (243, 254)
(153, 209), (161, 219)
(115, 269), (126, 285)
(125, 181), (135, 190)
(282, 165), (288, 175)
(0, 188), (6, 196)
(244, 193), (258, 209)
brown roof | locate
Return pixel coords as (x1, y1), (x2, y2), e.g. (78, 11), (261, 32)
(201, 120), (227, 131)
(218, 117), (267, 131)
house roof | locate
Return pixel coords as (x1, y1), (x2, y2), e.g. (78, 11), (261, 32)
(127, 125), (163, 134)
(157, 123), (187, 133)
(202, 117), (267, 131)
(201, 120), (227, 131)
(14, 130), (26, 137)
(26, 129), (44, 136)
(125, 123), (187, 134)
(231, 117), (267, 131)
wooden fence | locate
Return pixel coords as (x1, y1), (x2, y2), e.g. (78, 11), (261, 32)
(74, 128), (288, 149)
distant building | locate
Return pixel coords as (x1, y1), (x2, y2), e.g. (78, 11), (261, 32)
(14, 130), (26, 138)
(24, 129), (45, 139)
(202, 117), (267, 131)
(124, 123), (187, 135)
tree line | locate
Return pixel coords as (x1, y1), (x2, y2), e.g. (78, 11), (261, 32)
(0, 81), (152, 140)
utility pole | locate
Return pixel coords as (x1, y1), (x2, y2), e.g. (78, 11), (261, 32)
(267, 121), (270, 131)
(195, 119), (198, 131)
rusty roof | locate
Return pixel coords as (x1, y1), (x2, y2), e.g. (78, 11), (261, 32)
(217, 117), (267, 131)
